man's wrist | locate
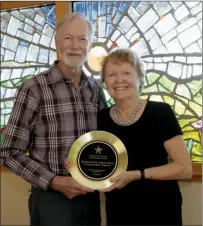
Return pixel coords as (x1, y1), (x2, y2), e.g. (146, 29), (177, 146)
(49, 175), (58, 189)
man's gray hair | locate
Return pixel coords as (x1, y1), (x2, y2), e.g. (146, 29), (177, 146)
(55, 13), (94, 44)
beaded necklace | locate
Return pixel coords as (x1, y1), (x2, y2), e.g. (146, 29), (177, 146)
(113, 99), (141, 126)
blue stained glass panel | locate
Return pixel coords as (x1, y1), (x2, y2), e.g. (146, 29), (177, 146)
(92, 21), (97, 39)
(73, 1), (202, 162)
(87, 3), (92, 20)
(73, 2), (86, 15)
(98, 2), (108, 16)
(112, 7), (117, 17)
(98, 16), (106, 38)
(119, 2), (131, 12)
(132, 1), (139, 9)
(92, 2), (98, 20)
(113, 11), (122, 24)
(106, 23), (114, 37)
(20, 40), (29, 47)
(114, 2), (122, 8)
(107, 15), (111, 23)
(107, 3), (113, 14)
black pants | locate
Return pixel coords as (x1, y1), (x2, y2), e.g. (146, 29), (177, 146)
(29, 186), (101, 226)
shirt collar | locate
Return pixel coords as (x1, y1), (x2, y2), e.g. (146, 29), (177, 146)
(50, 60), (89, 85)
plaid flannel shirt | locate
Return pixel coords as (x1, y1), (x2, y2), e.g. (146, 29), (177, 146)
(1, 61), (107, 190)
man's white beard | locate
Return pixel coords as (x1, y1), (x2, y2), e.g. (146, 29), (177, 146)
(60, 51), (86, 68)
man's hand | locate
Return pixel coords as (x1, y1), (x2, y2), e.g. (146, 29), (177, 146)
(64, 158), (70, 172)
(100, 171), (141, 192)
(51, 175), (93, 199)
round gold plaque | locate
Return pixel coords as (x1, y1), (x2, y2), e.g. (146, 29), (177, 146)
(67, 131), (128, 190)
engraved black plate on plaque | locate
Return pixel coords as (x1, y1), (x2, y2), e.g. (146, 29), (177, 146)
(78, 141), (118, 180)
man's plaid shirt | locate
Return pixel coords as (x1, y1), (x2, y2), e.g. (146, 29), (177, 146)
(1, 61), (107, 190)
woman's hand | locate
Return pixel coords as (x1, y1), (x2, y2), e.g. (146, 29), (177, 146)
(100, 170), (141, 192)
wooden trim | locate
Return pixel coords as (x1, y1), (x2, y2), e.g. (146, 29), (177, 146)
(55, 2), (70, 25)
(0, 1), (54, 10)
(1, 165), (10, 172)
(1, 163), (202, 181)
(191, 163), (202, 181)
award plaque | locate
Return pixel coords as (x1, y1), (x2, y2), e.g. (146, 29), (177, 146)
(67, 131), (128, 190)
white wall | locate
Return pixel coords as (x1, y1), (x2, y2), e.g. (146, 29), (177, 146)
(1, 172), (202, 226)
(179, 181), (202, 225)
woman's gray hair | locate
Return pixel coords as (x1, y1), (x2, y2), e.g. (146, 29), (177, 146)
(55, 13), (94, 44)
(101, 48), (146, 94)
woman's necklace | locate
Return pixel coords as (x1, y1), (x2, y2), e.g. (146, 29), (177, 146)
(113, 99), (142, 126)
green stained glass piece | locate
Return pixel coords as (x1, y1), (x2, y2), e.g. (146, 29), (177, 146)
(191, 141), (202, 158)
(1, 62), (30, 67)
(1, 115), (5, 126)
(23, 75), (32, 81)
(183, 131), (199, 141)
(163, 96), (174, 105)
(176, 84), (191, 99)
(5, 114), (10, 124)
(141, 95), (149, 100)
(15, 81), (23, 87)
(103, 89), (111, 101)
(1, 108), (12, 114)
(12, 78), (21, 85)
(183, 126), (196, 132)
(176, 96), (189, 105)
(189, 101), (202, 117)
(158, 84), (169, 93)
(5, 101), (14, 108)
(192, 156), (202, 162)
(187, 80), (202, 96)
(15, 75), (31, 87)
(191, 135), (202, 162)
(108, 98), (114, 107)
(179, 118), (196, 128)
(185, 110), (195, 116)
(1, 102), (4, 109)
(174, 100), (185, 115)
(15, 75), (33, 87)
(194, 93), (202, 105)
(159, 75), (175, 92)
(146, 72), (160, 85)
(0, 80), (14, 88)
(186, 139), (193, 153)
(149, 95), (163, 102)
(143, 84), (158, 93)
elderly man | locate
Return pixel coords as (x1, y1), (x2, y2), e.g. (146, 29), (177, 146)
(1, 13), (107, 226)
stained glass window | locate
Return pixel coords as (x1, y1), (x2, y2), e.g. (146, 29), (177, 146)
(73, 1), (202, 162)
(0, 4), (56, 130)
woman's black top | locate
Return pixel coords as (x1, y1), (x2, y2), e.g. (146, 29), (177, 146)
(97, 101), (183, 225)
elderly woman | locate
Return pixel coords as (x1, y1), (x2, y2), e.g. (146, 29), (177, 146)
(65, 49), (192, 225)
(96, 48), (192, 225)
